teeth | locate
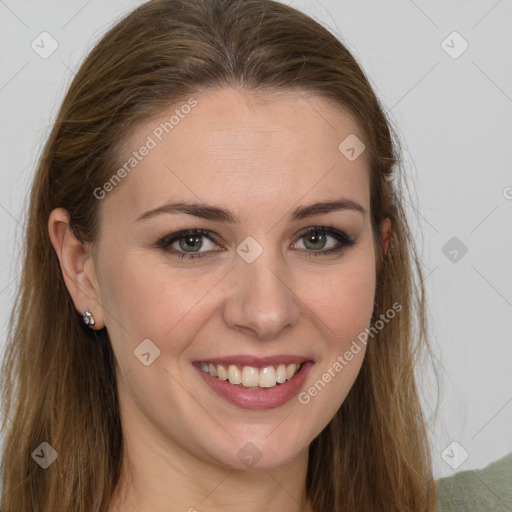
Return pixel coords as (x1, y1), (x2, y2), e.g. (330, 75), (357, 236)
(241, 366), (259, 387)
(286, 363), (297, 380)
(208, 363), (218, 377)
(199, 361), (303, 388)
(228, 365), (242, 385)
(217, 365), (228, 381)
(276, 364), (287, 384)
(259, 366), (277, 387)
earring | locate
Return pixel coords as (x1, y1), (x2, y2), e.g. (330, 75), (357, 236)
(82, 309), (95, 327)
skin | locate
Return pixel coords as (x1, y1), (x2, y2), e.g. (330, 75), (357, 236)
(49, 87), (391, 512)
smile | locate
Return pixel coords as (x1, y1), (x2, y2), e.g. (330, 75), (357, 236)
(198, 362), (302, 389)
(193, 356), (314, 410)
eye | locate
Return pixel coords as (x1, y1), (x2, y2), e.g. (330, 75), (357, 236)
(157, 229), (222, 259)
(292, 226), (355, 257)
(156, 226), (356, 261)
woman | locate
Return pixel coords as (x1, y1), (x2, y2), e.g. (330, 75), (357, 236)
(0, 0), (446, 510)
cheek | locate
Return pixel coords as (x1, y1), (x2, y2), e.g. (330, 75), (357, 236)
(98, 251), (200, 359)
(294, 253), (376, 430)
(304, 252), (377, 348)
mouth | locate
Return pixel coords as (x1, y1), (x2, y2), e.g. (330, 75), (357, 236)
(197, 361), (302, 389)
(193, 356), (314, 410)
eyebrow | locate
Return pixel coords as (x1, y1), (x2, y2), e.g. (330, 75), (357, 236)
(135, 198), (366, 224)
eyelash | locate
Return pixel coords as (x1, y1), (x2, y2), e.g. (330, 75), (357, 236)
(156, 227), (356, 260)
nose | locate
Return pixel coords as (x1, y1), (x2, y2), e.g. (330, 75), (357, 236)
(222, 248), (301, 341)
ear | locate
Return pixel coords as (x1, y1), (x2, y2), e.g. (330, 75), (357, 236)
(379, 217), (392, 255)
(48, 208), (104, 330)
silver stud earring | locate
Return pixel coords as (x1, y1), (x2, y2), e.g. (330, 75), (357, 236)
(82, 309), (95, 327)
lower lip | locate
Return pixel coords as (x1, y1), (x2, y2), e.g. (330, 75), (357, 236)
(194, 361), (314, 410)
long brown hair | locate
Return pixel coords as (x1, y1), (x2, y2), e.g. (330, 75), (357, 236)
(1, 0), (436, 510)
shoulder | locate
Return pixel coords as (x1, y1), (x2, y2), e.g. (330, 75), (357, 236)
(436, 452), (512, 511)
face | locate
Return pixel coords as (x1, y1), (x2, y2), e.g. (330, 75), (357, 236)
(91, 88), (382, 470)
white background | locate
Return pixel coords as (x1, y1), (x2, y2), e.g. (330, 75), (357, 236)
(0, 0), (511, 480)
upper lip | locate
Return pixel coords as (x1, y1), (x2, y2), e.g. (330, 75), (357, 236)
(194, 355), (313, 367)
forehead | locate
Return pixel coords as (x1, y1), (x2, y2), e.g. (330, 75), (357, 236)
(102, 88), (370, 223)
